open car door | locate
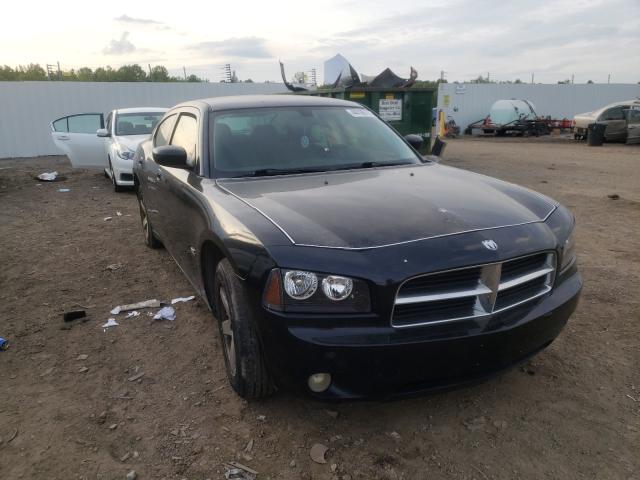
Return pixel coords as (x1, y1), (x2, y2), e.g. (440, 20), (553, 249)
(626, 108), (640, 145)
(50, 113), (106, 168)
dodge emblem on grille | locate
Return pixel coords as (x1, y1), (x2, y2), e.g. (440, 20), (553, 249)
(482, 240), (498, 251)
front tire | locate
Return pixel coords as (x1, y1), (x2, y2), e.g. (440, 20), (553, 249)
(213, 259), (274, 399)
(137, 191), (162, 249)
(109, 159), (124, 192)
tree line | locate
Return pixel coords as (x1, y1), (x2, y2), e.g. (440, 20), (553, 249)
(0, 64), (206, 82)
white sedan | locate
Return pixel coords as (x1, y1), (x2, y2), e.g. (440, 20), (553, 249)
(51, 107), (167, 191)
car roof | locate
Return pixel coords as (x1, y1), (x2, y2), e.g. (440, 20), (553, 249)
(176, 94), (361, 111)
(116, 107), (168, 114)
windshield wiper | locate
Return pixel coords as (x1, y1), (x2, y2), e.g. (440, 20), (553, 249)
(249, 167), (328, 177)
(358, 161), (414, 168)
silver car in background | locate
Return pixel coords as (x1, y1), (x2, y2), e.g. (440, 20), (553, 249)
(573, 99), (640, 142)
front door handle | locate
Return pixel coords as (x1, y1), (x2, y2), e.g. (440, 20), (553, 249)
(57, 135), (70, 141)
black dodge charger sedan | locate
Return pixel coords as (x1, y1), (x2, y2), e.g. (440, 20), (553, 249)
(133, 95), (581, 399)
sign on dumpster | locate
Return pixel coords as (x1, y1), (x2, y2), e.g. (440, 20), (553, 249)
(379, 99), (402, 121)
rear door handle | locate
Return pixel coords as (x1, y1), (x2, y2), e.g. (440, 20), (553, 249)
(57, 135), (70, 141)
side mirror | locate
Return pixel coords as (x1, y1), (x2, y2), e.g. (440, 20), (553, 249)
(404, 134), (424, 150)
(97, 128), (110, 137)
(153, 145), (188, 168)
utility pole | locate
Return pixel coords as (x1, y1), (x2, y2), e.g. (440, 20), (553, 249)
(571, 74), (574, 84)
(57, 61), (61, 80)
(221, 64), (232, 82)
(440, 70), (447, 82)
(148, 64), (152, 80)
(487, 72), (490, 82)
(183, 66), (187, 80)
(531, 72), (534, 84)
(607, 74), (611, 84)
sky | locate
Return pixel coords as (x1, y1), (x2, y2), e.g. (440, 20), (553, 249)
(2, 0), (639, 84)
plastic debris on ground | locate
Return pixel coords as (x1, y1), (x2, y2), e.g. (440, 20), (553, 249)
(37, 171), (58, 181)
(125, 311), (140, 318)
(224, 462), (257, 480)
(153, 306), (176, 321)
(63, 310), (86, 322)
(101, 318), (119, 329)
(171, 295), (195, 304)
(58, 188), (70, 192)
(0, 337), (9, 351)
(111, 299), (161, 315)
(116, 211), (123, 216)
(103, 217), (112, 221)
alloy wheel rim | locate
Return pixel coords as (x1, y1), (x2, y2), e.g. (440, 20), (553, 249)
(218, 287), (236, 376)
(140, 198), (150, 243)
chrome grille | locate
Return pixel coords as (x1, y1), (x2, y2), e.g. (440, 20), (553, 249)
(392, 252), (556, 328)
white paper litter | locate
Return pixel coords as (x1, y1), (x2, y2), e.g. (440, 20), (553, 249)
(37, 171), (58, 181)
(153, 306), (176, 321)
(104, 217), (112, 221)
(171, 295), (195, 304)
(58, 188), (70, 192)
(116, 211), (123, 216)
(126, 311), (140, 318)
(111, 299), (160, 315)
(102, 318), (119, 328)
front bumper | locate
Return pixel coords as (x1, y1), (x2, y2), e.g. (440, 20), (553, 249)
(258, 270), (581, 400)
(111, 156), (134, 186)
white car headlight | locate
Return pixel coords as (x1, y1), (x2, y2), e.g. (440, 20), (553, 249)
(283, 270), (318, 300)
(321, 275), (353, 301)
(116, 145), (135, 160)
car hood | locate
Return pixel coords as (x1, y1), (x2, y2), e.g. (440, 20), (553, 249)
(217, 164), (557, 250)
(114, 135), (149, 151)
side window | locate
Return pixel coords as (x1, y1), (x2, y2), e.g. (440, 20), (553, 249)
(170, 114), (198, 168)
(154, 114), (177, 147)
(67, 114), (103, 134)
(52, 118), (68, 132)
(601, 107), (624, 121)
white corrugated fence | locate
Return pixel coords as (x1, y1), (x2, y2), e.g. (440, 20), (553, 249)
(0, 81), (288, 158)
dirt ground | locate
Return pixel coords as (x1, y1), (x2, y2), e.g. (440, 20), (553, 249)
(1, 137), (638, 480)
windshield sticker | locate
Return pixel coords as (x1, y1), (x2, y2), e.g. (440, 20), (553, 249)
(300, 135), (310, 148)
(346, 108), (375, 118)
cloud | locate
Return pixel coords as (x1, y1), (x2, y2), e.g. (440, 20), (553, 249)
(190, 37), (271, 59)
(103, 32), (136, 55)
(114, 14), (162, 25)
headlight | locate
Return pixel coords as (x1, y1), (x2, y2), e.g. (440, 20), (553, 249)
(322, 275), (353, 301)
(283, 270), (318, 300)
(560, 231), (576, 271)
(264, 269), (370, 313)
(116, 145), (135, 160)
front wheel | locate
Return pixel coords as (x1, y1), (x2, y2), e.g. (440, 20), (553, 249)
(213, 259), (274, 399)
(109, 159), (125, 192)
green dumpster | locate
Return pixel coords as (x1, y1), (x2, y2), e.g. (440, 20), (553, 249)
(299, 87), (436, 153)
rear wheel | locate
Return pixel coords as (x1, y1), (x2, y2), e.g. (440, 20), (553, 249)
(137, 190), (162, 249)
(213, 259), (274, 399)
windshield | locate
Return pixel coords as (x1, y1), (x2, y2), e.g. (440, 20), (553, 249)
(210, 106), (420, 177)
(116, 112), (164, 136)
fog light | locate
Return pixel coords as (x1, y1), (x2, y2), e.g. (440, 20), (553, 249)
(307, 373), (332, 393)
